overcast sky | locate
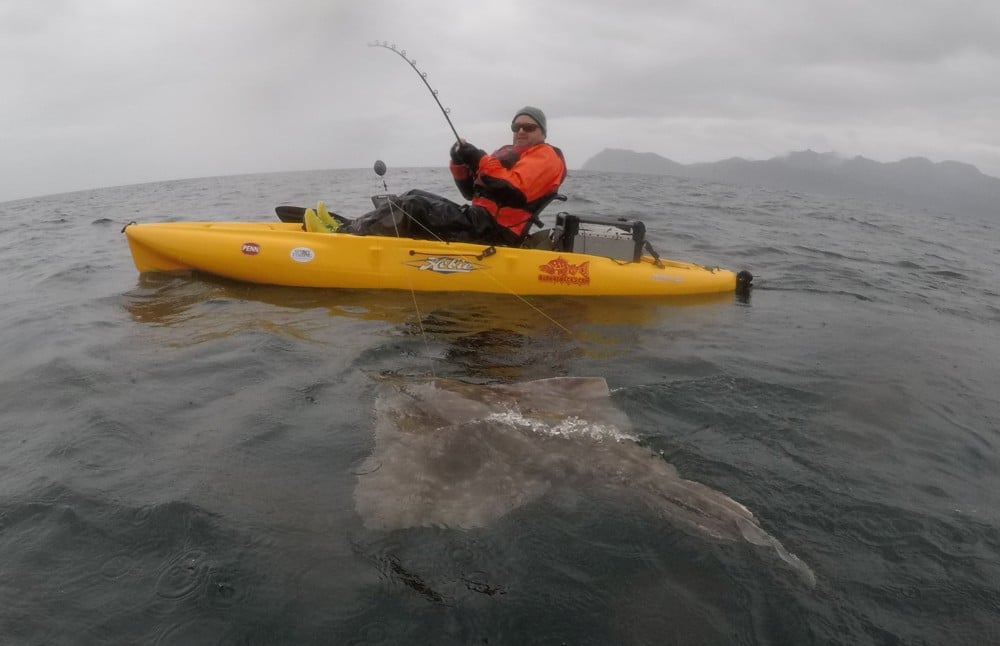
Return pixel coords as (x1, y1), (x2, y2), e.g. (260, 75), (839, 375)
(3, 0), (999, 202)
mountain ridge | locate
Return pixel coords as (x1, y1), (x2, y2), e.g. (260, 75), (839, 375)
(580, 148), (1000, 217)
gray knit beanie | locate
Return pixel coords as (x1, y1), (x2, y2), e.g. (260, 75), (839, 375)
(512, 106), (547, 135)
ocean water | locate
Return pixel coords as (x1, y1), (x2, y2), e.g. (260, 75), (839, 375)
(0, 167), (997, 645)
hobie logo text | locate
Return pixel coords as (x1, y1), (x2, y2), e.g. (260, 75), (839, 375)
(417, 257), (476, 274)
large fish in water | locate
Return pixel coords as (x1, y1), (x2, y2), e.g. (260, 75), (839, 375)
(353, 376), (815, 586)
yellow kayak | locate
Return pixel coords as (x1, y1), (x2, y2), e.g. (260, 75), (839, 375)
(123, 217), (749, 297)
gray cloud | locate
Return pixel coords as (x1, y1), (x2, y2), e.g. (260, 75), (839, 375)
(2, 0), (998, 202)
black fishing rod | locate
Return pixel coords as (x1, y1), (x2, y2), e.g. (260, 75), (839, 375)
(368, 41), (461, 143)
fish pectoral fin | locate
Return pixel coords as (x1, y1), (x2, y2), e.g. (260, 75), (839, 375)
(736, 518), (817, 588)
(736, 517), (772, 546)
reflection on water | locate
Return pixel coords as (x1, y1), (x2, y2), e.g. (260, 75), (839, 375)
(125, 271), (737, 331)
(122, 271), (741, 379)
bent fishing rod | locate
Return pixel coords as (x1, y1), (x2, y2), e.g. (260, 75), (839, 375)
(368, 41), (462, 143)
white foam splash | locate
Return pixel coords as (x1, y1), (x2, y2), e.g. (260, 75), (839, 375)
(484, 409), (638, 443)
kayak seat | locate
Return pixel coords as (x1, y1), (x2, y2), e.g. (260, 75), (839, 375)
(520, 228), (556, 250)
(515, 192), (567, 247)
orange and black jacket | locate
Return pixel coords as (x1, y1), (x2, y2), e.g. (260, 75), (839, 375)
(449, 143), (567, 239)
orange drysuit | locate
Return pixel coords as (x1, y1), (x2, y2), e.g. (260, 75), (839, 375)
(450, 143), (567, 239)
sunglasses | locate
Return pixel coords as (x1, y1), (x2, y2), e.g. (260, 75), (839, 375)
(511, 122), (540, 133)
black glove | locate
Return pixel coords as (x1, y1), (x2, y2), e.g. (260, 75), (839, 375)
(450, 140), (486, 168)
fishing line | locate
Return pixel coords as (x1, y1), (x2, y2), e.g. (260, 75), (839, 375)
(371, 161), (572, 337)
(368, 41), (462, 143)
(366, 42), (572, 337)
(373, 160), (436, 377)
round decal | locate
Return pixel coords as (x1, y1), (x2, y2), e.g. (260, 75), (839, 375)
(290, 247), (315, 263)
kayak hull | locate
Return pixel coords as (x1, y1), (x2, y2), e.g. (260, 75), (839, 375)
(124, 221), (739, 297)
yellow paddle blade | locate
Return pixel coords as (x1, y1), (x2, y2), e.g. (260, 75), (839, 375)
(304, 208), (335, 233)
(316, 201), (340, 231)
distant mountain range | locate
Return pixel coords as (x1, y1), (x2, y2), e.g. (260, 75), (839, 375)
(581, 149), (1000, 218)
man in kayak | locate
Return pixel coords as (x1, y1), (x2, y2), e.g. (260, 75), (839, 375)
(331, 106), (566, 245)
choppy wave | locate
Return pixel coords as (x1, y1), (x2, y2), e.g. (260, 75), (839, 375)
(0, 168), (997, 644)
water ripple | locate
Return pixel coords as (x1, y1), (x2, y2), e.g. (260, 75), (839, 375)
(2, 168), (999, 645)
